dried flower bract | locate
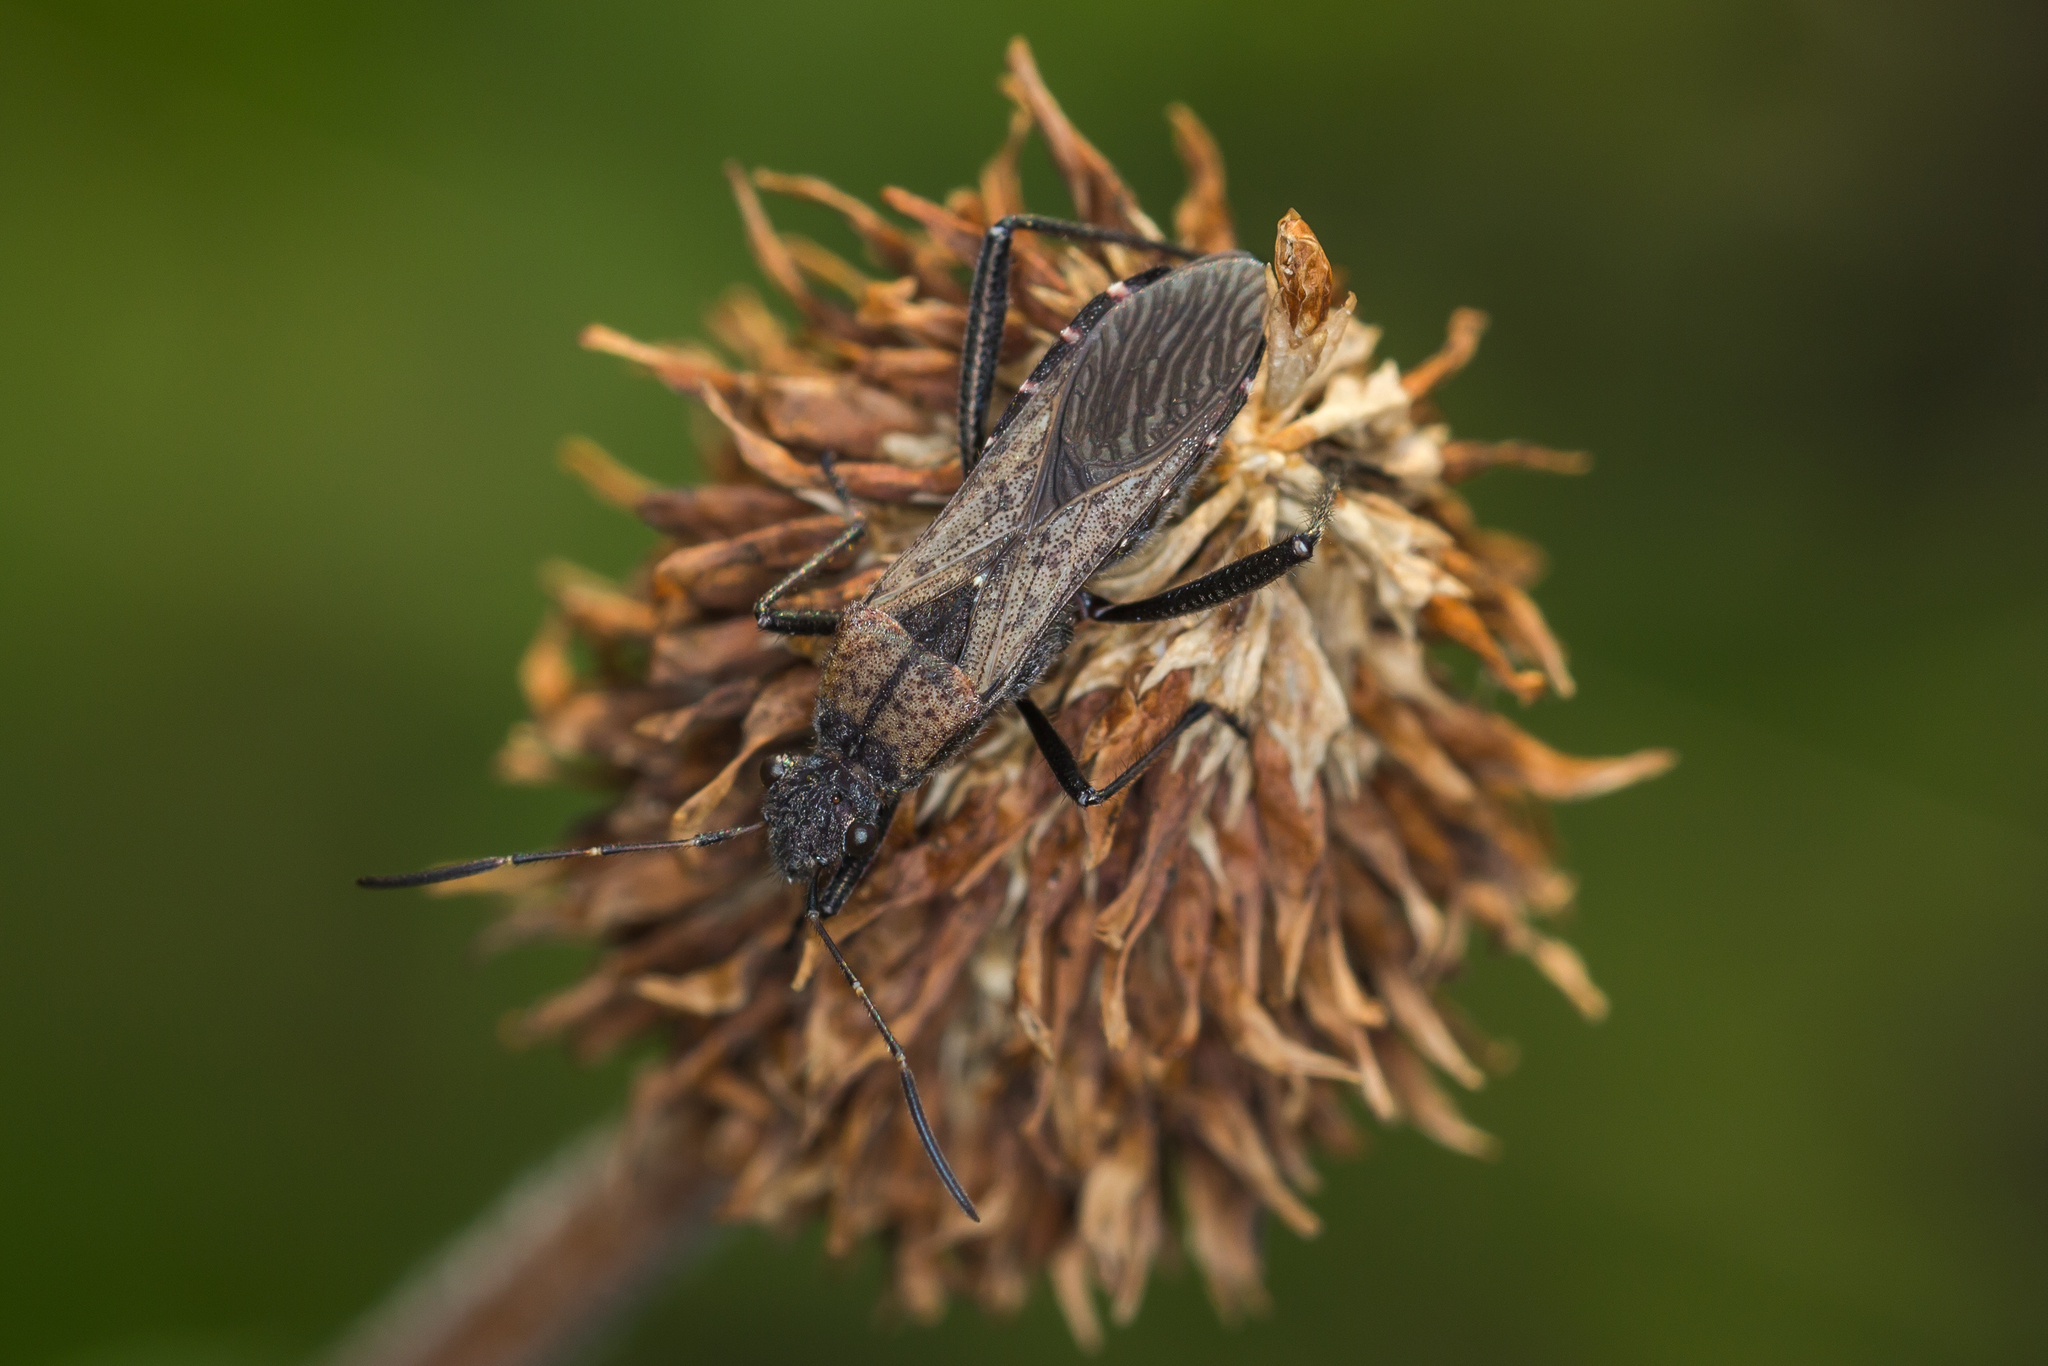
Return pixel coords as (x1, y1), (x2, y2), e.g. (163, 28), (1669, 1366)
(468, 38), (1671, 1347)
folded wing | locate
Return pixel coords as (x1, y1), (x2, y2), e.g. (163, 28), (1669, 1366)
(870, 252), (1268, 700)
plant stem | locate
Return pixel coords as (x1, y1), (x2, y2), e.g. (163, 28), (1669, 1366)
(318, 1122), (722, 1366)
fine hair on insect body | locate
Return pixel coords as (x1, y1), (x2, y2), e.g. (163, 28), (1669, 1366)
(362, 213), (1334, 1222)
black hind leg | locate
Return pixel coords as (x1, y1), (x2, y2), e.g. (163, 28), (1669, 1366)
(1080, 533), (1318, 624)
(1080, 479), (1336, 624)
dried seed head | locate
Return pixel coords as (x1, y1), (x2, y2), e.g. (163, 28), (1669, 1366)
(464, 37), (1672, 1348)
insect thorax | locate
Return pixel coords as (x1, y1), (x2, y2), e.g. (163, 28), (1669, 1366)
(817, 597), (986, 774)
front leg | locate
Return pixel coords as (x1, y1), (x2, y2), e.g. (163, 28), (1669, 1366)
(1017, 697), (1241, 809)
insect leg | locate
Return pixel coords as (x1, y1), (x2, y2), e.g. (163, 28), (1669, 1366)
(958, 214), (1200, 473)
(1017, 696), (1234, 809)
(802, 857), (979, 1222)
(1081, 480), (1337, 624)
(1082, 533), (1318, 624)
(754, 451), (864, 636)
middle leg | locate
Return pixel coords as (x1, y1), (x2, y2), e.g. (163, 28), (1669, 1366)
(755, 451), (864, 636)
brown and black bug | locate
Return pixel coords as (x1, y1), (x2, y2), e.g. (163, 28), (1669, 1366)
(362, 215), (1332, 1222)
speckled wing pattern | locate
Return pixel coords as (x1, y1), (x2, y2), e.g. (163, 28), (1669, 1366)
(870, 252), (1268, 700)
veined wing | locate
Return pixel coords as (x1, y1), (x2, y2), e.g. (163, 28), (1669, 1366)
(1031, 252), (1267, 521)
(864, 360), (1072, 622)
(959, 253), (1268, 696)
(866, 260), (1182, 622)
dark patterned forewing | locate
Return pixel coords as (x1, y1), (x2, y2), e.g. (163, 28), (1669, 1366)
(959, 253), (1268, 696)
(866, 265), (1180, 626)
(1034, 252), (1268, 520)
(865, 385), (1062, 622)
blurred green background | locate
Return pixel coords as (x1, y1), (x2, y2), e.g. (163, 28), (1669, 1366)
(3, 1), (2043, 1362)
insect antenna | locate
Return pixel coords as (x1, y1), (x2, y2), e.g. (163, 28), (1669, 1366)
(356, 823), (764, 889)
(804, 878), (981, 1223)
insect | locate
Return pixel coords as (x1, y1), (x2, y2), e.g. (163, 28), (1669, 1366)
(363, 214), (1332, 1222)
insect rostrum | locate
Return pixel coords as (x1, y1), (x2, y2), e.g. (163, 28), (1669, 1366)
(358, 38), (1672, 1347)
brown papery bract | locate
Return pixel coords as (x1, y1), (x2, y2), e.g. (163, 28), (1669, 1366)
(459, 35), (1672, 1351)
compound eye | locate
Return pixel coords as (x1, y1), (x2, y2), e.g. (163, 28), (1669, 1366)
(843, 821), (880, 859)
(759, 753), (797, 788)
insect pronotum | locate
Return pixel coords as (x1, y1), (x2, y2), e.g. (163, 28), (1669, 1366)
(362, 213), (1333, 1221)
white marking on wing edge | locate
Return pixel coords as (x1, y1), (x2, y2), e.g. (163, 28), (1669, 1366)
(1108, 281), (1130, 300)
(1059, 326), (1082, 344)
